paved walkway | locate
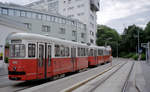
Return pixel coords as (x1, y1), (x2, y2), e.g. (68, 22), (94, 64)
(139, 61), (150, 92)
(0, 63), (8, 76)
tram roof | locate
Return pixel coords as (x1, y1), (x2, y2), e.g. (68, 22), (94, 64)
(9, 33), (88, 46)
(89, 45), (105, 50)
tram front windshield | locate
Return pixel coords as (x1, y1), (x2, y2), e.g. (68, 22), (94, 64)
(10, 44), (25, 58)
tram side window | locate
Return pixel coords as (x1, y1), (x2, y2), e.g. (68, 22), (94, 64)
(80, 48), (83, 56)
(86, 48), (88, 56)
(28, 44), (36, 57)
(39, 45), (44, 67)
(10, 44), (25, 57)
(83, 48), (85, 56)
(90, 49), (94, 56)
(78, 47), (81, 56)
(65, 47), (70, 56)
(60, 45), (65, 57)
(48, 45), (51, 66)
(55, 45), (60, 57)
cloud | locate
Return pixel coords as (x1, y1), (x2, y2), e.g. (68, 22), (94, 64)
(97, 0), (150, 24)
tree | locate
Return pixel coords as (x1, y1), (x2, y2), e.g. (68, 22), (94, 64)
(96, 25), (120, 57)
(144, 21), (150, 42)
(120, 24), (144, 54)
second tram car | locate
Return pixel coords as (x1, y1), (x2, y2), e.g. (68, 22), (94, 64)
(8, 33), (112, 81)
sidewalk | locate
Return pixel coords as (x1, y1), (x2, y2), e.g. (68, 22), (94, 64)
(139, 61), (150, 92)
(0, 63), (8, 76)
(135, 61), (150, 92)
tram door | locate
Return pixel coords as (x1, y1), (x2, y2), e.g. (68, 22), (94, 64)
(94, 49), (98, 65)
(37, 43), (45, 79)
(46, 44), (52, 78)
(71, 47), (76, 72)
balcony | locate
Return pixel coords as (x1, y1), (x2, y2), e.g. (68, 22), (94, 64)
(90, 0), (100, 11)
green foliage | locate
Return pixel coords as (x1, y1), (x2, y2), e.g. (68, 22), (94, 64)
(120, 24), (144, 53)
(5, 57), (8, 63)
(96, 21), (150, 59)
(96, 25), (120, 57)
(132, 54), (138, 60)
(141, 53), (146, 60)
(144, 22), (150, 42)
(124, 53), (135, 58)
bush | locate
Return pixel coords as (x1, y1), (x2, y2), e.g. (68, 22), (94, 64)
(141, 53), (146, 60)
(5, 57), (9, 63)
(119, 52), (127, 58)
(132, 54), (138, 60)
(124, 53), (134, 58)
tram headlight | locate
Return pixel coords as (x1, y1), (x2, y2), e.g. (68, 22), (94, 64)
(13, 66), (17, 71)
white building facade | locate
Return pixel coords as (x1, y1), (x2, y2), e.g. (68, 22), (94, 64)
(26, 0), (100, 44)
(0, 16), (27, 68)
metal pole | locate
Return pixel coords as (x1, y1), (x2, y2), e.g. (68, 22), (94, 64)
(148, 42), (150, 63)
(138, 30), (140, 56)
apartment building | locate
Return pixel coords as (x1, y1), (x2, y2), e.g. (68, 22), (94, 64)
(26, 0), (100, 44)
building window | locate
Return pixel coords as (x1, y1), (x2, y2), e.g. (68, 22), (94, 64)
(81, 33), (85, 38)
(59, 28), (66, 34)
(32, 12), (36, 19)
(90, 14), (94, 20)
(37, 13), (42, 20)
(15, 10), (21, 17)
(77, 4), (84, 8)
(27, 12), (32, 18)
(20, 11), (26, 17)
(77, 12), (84, 16)
(72, 31), (77, 36)
(90, 31), (94, 36)
(0, 8), (1, 14)
(8, 9), (15, 16)
(42, 25), (51, 32)
(42, 14), (47, 20)
(24, 23), (32, 30)
(2, 8), (8, 15)
(68, 6), (74, 10)
(90, 22), (94, 28)
(46, 15), (51, 21)
(68, 0), (71, 4)
(90, 39), (94, 44)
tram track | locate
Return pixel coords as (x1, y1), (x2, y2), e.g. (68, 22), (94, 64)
(63, 61), (134, 92)
(122, 62), (135, 92)
(62, 61), (126, 92)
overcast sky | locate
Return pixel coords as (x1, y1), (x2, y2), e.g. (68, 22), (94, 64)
(0, 0), (150, 34)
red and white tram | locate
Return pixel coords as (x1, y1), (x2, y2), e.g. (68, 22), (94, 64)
(8, 33), (112, 81)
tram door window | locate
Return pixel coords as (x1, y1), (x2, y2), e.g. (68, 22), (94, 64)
(39, 44), (44, 67)
(28, 44), (36, 57)
(47, 45), (51, 66)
